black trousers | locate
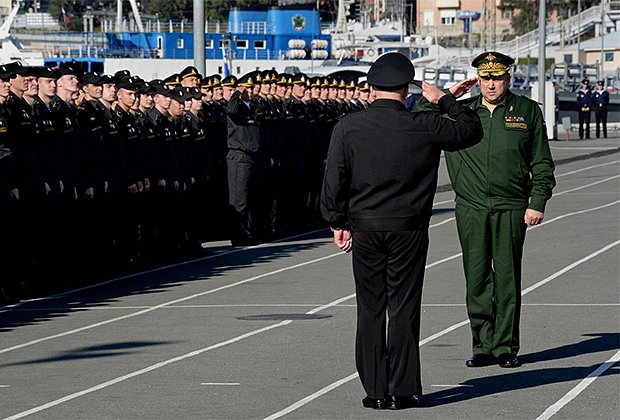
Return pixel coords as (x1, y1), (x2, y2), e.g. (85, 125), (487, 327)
(594, 106), (608, 138)
(578, 110), (590, 139)
(352, 229), (428, 398)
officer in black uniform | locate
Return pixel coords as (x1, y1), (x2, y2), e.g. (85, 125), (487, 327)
(226, 72), (263, 245)
(321, 53), (483, 410)
(0, 64), (20, 301)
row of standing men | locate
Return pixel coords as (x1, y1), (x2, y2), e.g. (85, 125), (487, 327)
(0, 61), (375, 301)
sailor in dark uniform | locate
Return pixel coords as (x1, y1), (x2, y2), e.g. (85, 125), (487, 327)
(321, 52), (483, 410)
(592, 80), (610, 138)
(576, 79), (592, 139)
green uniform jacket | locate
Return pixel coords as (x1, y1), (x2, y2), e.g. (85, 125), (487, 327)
(416, 90), (555, 212)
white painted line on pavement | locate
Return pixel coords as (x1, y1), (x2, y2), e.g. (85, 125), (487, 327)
(3, 320), (293, 420)
(553, 174), (620, 197)
(431, 384), (474, 388)
(536, 349), (620, 420)
(0, 385), (9, 388)
(263, 373), (360, 420)
(0, 252), (343, 356)
(549, 146), (618, 150)
(261, 239), (620, 420)
(555, 160), (619, 178)
(200, 383), (240, 386)
(9, 302), (618, 312)
(521, 240), (620, 295)
(1, 291), (357, 420)
(0, 228), (330, 310)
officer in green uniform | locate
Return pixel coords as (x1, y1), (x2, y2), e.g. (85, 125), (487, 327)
(417, 51), (556, 368)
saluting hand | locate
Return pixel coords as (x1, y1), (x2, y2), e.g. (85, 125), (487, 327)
(421, 82), (446, 104)
(449, 77), (478, 99)
(9, 188), (19, 200)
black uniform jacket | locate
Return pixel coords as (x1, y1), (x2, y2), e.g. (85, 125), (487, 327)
(321, 95), (483, 232)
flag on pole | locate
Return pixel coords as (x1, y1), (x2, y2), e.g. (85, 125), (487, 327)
(62, 7), (73, 31)
(221, 46), (230, 77)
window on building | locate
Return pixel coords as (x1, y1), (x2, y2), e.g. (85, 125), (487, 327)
(605, 52), (614, 62)
(205, 39), (213, 49)
(177, 37), (184, 49)
(564, 54), (573, 64)
(236, 39), (248, 49)
(440, 9), (456, 26)
(501, 9), (513, 20)
(254, 40), (266, 49)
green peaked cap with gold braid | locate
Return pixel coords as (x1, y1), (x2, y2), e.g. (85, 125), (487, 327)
(472, 51), (515, 77)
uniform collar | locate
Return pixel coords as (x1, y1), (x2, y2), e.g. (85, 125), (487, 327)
(369, 98), (406, 110)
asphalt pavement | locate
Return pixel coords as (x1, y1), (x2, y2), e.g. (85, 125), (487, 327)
(0, 134), (618, 420)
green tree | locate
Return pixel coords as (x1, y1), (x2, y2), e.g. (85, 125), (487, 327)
(145, 0), (188, 20)
(500, 0), (602, 35)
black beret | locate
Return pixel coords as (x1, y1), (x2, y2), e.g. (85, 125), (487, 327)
(153, 84), (172, 96)
(581, 79), (590, 85)
(4, 61), (28, 77)
(0, 65), (11, 79)
(57, 62), (82, 78)
(136, 81), (156, 94)
(114, 70), (131, 80)
(597, 80), (604, 86)
(367, 52), (414, 89)
(82, 72), (103, 85)
(170, 87), (187, 103)
(186, 87), (204, 99)
(472, 51), (514, 76)
(180, 66), (202, 80)
(37, 67), (60, 79)
(116, 76), (139, 90)
(99, 74), (116, 84)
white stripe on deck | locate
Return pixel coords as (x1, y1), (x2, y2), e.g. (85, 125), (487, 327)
(535, 349), (620, 420)
(262, 240), (620, 420)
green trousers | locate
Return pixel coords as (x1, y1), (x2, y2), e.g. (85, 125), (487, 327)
(455, 205), (527, 357)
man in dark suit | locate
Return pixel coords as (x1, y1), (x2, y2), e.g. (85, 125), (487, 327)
(321, 53), (483, 410)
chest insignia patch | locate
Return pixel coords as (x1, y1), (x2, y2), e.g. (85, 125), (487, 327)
(505, 115), (527, 129)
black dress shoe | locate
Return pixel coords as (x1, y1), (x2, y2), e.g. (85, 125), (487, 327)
(387, 395), (421, 410)
(466, 353), (496, 367)
(497, 353), (521, 368)
(362, 396), (387, 409)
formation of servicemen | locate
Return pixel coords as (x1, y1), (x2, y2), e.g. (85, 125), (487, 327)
(0, 61), (374, 302)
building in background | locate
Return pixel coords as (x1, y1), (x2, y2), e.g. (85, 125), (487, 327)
(416, 0), (512, 48)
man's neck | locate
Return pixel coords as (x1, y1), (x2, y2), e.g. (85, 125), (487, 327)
(57, 89), (73, 103)
(9, 88), (23, 98)
(99, 98), (113, 109)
